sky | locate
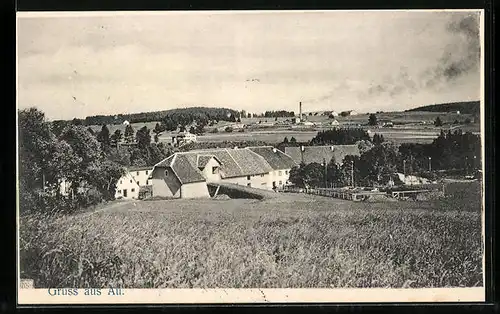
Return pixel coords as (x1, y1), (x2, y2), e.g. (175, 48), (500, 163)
(17, 10), (482, 120)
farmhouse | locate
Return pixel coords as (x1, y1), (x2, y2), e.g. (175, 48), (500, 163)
(285, 145), (360, 166)
(115, 166), (153, 200)
(330, 119), (340, 126)
(171, 131), (197, 147)
(150, 146), (297, 199)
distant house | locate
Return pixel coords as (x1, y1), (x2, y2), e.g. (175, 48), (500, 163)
(293, 117), (301, 124)
(115, 166), (153, 200)
(329, 111), (339, 117)
(150, 146), (297, 199)
(340, 110), (358, 116)
(171, 131), (197, 147)
(285, 145), (361, 166)
(302, 121), (314, 126)
(330, 120), (340, 126)
(123, 120), (130, 126)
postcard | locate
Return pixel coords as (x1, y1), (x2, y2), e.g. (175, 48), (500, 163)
(16, 9), (485, 304)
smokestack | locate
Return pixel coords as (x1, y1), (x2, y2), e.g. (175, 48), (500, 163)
(299, 102), (302, 120)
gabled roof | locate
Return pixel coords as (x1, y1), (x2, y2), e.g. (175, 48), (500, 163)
(247, 146), (297, 170)
(153, 146), (286, 184)
(284, 145), (360, 165)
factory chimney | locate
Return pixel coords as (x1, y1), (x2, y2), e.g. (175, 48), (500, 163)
(299, 102), (302, 120)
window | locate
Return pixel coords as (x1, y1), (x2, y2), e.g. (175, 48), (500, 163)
(260, 174), (265, 177)
(285, 170), (288, 175)
(131, 188), (135, 192)
(146, 171), (148, 175)
(117, 190), (121, 194)
(278, 171), (282, 176)
(279, 181), (282, 185)
(136, 171), (139, 176)
(165, 170), (169, 176)
(146, 180), (149, 185)
(247, 175), (251, 180)
(130, 179), (132, 183)
(247, 183), (251, 187)
(212, 166), (218, 174)
(120, 180), (122, 184)
(137, 181), (140, 186)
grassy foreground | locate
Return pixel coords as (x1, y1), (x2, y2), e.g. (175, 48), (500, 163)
(19, 182), (483, 289)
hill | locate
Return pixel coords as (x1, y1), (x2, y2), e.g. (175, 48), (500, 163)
(406, 101), (480, 115)
(53, 107), (241, 126)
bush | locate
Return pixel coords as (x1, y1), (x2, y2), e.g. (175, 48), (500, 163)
(224, 126), (233, 133)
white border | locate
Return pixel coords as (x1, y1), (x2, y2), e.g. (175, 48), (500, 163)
(16, 9), (487, 305)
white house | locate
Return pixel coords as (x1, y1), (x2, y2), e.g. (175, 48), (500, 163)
(123, 120), (130, 126)
(329, 111), (339, 117)
(171, 131), (197, 147)
(115, 166), (153, 200)
(330, 120), (340, 126)
(150, 146), (297, 199)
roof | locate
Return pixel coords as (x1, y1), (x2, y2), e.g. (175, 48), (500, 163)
(153, 146), (293, 184)
(128, 166), (154, 172)
(247, 146), (297, 170)
(284, 145), (360, 165)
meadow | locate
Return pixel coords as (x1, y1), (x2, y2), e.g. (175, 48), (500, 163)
(19, 181), (483, 289)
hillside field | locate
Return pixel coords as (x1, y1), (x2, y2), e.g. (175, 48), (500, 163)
(86, 110), (479, 146)
(20, 181), (483, 289)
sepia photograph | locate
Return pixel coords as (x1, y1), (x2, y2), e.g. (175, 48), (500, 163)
(17, 10), (485, 303)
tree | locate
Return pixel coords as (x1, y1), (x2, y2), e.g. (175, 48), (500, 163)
(189, 126), (196, 134)
(237, 117), (242, 123)
(96, 124), (111, 152)
(357, 140), (374, 154)
(283, 137), (289, 144)
(359, 142), (400, 184)
(275, 117), (278, 121)
(87, 127), (95, 136)
(434, 116), (443, 127)
(124, 124), (135, 143)
(225, 126), (233, 133)
(179, 125), (186, 132)
(372, 133), (385, 145)
(110, 129), (122, 148)
(368, 114), (378, 126)
(290, 137), (297, 144)
(136, 126), (151, 149)
(464, 118), (472, 124)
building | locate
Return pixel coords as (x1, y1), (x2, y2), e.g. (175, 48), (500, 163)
(150, 146), (297, 199)
(329, 111), (339, 117)
(171, 131), (197, 147)
(340, 110), (358, 116)
(123, 120), (130, 126)
(285, 145), (361, 166)
(115, 166), (153, 200)
(330, 120), (340, 126)
(302, 121), (315, 126)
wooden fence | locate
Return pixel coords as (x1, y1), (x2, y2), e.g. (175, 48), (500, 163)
(279, 185), (433, 201)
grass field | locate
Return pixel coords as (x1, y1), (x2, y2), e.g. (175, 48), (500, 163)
(20, 181), (483, 289)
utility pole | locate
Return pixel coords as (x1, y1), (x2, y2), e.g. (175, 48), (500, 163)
(351, 160), (354, 188)
(323, 158), (327, 189)
(428, 157), (432, 172)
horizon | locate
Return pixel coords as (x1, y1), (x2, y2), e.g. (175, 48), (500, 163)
(17, 10), (482, 121)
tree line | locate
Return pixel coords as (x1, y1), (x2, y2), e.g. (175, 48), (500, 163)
(59, 107), (241, 126)
(19, 108), (176, 215)
(287, 129), (481, 189)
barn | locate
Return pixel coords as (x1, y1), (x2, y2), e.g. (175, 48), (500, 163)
(284, 145), (361, 166)
(150, 146), (297, 199)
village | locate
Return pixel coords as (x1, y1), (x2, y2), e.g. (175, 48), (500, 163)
(52, 100), (481, 203)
